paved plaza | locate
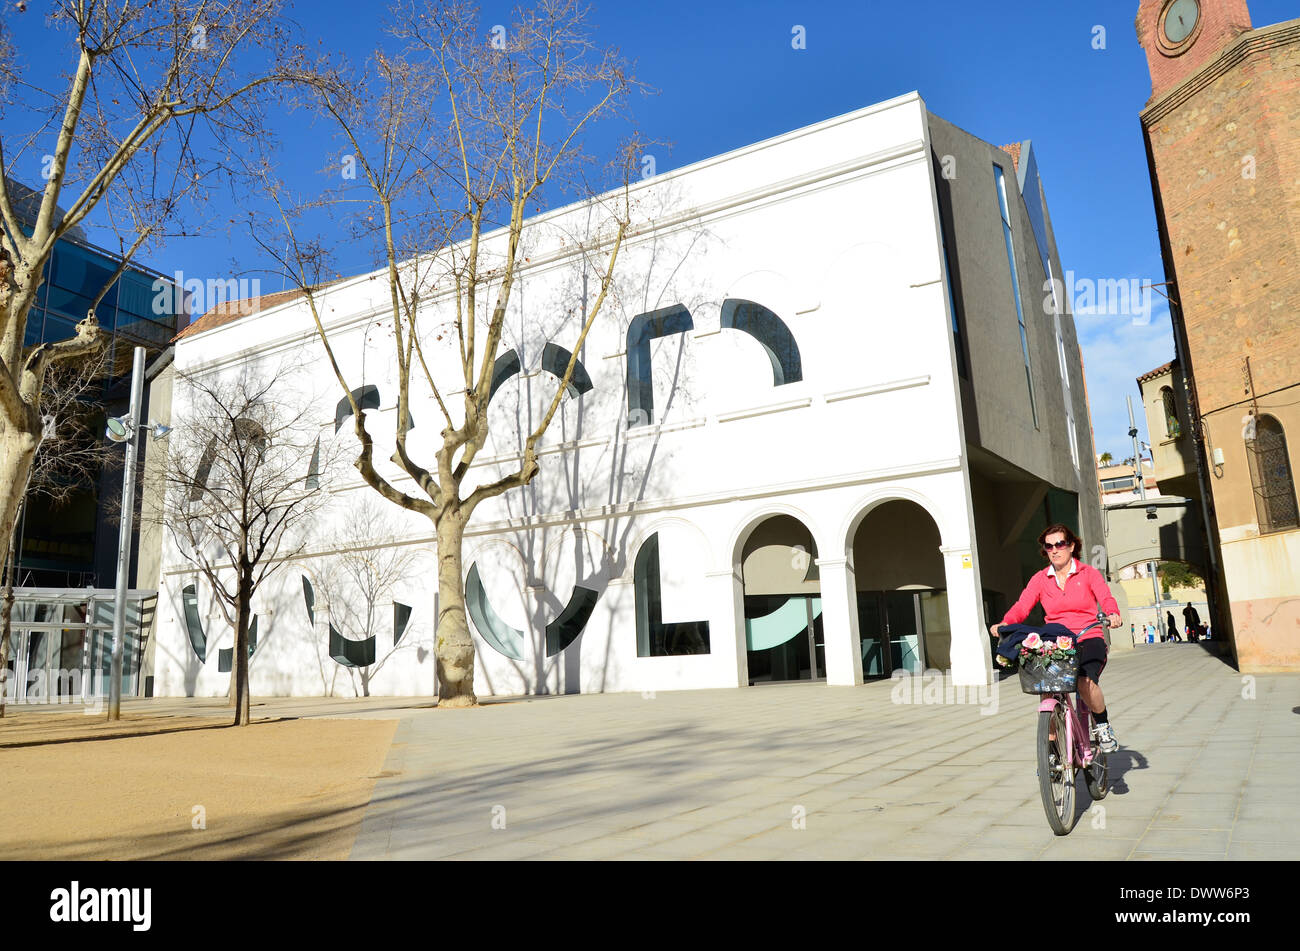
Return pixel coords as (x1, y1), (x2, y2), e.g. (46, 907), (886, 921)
(53, 643), (1296, 860)
(341, 643), (1297, 860)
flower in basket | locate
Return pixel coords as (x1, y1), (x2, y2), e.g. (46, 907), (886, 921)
(1023, 632), (1041, 650)
(1042, 640), (1056, 651)
(1056, 636), (1073, 650)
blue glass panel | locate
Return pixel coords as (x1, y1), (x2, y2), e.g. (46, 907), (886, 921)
(182, 584), (206, 662)
(335, 385), (381, 433)
(540, 342), (594, 398)
(394, 602), (412, 646)
(217, 616), (258, 672)
(626, 304), (694, 428)
(545, 586), (599, 656)
(465, 562), (525, 660)
(329, 624), (376, 667)
(488, 349), (521, 402)
(633, 533), (710, 656)
(719, 299), (802, 386)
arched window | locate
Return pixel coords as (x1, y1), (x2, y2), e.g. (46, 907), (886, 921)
(1161, 386), (1180, 438)
(633, 533), (710, 656)
(1246, 415), (1298, 533)
(182, 584), (207, 662)
(334, 385), (381, 433)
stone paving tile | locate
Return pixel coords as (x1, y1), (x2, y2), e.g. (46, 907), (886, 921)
(1036, 837), (1140, 860)
(1136, 829), (1230, 854)
(1128, 850), (1216, 861)
(1225, 840), (1299, 860)
(1227, 818), (1295, 844)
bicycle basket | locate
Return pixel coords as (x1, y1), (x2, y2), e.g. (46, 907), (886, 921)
(1017, 652), (1078, 695)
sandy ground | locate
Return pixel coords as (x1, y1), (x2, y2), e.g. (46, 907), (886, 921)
(0, 708), (396, 860)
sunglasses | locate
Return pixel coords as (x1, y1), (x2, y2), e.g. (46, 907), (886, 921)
(1043, 541), (1073, 552)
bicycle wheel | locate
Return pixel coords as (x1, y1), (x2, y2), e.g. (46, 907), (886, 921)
(1084, 711), (1110, 801)
(1037, 705), (1076, 835)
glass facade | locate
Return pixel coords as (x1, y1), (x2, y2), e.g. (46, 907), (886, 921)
(16, 232), (183, 588)
(3, 588), (155, 702)
(995, 164), (1038, 429)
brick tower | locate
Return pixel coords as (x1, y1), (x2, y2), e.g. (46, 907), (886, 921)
(1136, 0), (1300, 671)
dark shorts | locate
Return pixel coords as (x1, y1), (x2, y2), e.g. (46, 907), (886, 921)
(1077, 637), (1108, 684)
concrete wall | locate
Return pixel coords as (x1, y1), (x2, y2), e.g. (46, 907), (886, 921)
(153, 92), (1058, 698)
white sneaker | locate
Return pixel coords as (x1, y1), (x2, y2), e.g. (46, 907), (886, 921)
(1095, 722), (1119, 753)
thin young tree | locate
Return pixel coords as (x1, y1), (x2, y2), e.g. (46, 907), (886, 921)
(258, 0), (641, 706)
(161, 366), (331, 725)
(318, 500), (422, 698)
(0, 0), (306, 646)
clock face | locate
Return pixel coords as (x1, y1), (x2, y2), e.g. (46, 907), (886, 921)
(1163, 0), (1200, 45)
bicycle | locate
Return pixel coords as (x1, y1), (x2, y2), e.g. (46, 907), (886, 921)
(999, 611), (1111, 835)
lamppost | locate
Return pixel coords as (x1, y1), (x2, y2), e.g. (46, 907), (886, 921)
(104, 346), (170, 720)
(1127, 396), (1163, 635)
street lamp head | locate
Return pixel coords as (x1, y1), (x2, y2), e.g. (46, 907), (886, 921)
(105, 416), (132, 443)
(148, 421), (173, 441)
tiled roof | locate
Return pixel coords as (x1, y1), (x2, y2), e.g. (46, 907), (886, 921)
(1136, 359), (1177, 384)
(999, 142), (1022, 172)
(173, 286), (322, 341)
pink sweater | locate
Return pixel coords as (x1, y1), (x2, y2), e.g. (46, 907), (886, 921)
(1000, 559), (1119, 640)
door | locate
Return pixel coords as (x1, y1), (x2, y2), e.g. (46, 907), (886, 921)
(857, 590), (928, 678)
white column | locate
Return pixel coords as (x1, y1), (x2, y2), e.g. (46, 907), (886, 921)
(816, 557), (863, 686)
(941, 545), (989, 686)
(705, 568), (747, 687)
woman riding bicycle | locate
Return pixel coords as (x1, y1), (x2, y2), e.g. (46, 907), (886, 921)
(988, 523), (1123, 752)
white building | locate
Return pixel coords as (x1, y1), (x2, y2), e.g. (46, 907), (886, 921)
(152, 92), (1105, 699)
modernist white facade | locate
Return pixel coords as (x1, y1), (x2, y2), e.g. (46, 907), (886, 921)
(153, 91), (1097, 699)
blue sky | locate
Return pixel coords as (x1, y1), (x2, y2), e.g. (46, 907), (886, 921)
(7, 0), (1296, 463)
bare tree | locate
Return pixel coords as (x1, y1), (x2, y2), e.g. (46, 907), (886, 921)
(161, 366), (332, 725)
(0, 0), (307, 661)
(254, 0), (641, 707)
(316, 500), (422, 697)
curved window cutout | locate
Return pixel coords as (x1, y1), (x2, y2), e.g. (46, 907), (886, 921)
(330, 623), (376, 668)
(465, 562), (525, 660)
(394, 601), (412, 647)
(306, 437), (321, 489)
(488, 350), (522, 402)
(189, 441), (217, 502)
(634, 533), (710, 656)
(545, 586), (599, 657)
(218, 616), (259, 672)
(540, 342), (594, 399)
(745, 596), (822, 651)
(182, 584), (207, 662)
(720, 299), (803, 386)
(302, 576), (316, 625)
(189, 419), (266, 501)
(335, 385), (381, 433)
(626, 304), (694, 428)
(1246, 415), (1299, 533)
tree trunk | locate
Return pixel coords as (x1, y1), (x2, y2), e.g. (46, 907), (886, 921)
(0, 429), (38, 719)
(434, 514), (477, 708)
(233, 570), (252, 726)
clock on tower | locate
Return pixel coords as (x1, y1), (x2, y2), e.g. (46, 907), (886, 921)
(1136, 0), (1254, 103)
